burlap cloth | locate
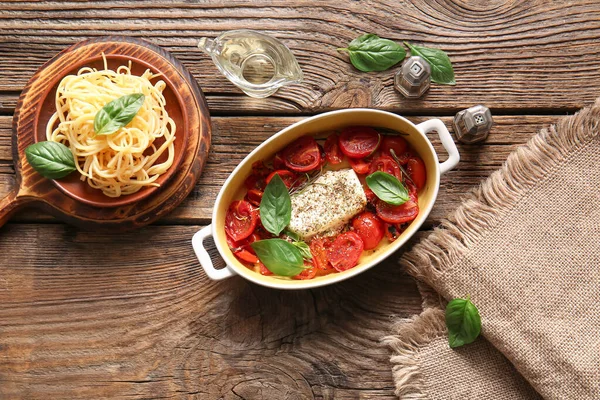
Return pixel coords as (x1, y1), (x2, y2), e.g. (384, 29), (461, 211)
(383, 100), (600, 399)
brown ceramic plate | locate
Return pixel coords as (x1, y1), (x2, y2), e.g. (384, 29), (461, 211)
(35, 54), (189, 208)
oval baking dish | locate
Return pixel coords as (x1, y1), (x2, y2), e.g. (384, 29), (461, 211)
(192, 109), (459, 289)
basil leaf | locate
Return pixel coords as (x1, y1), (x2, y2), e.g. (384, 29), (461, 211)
(251, 239), (305, 277)
(445, 296), (482, 348)
(25, 141), (76, 179)
(405, 42), (455, 85)
(338, 33), (406, 72)
(260, 173), (292, 236)
(292, 241), (313, 261)
(94, 93), (145, 135)
(366, 171), (409, 205)
(284, 229), (301, 242)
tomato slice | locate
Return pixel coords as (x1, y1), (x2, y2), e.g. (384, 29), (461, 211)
(245, 189), (263, 207)
(339, 127), (381, 158)
(375, 197), (419, 224)
(251, 160), (271, 177)
(349, 157), (371, 174)
(266, 170), (297, 188)
(352, 211), (385, 250)
(282, 136), (321, 172)
(364, 187), (377, 203)
(384, 223), (405, 242)
(381, 136), (408, 156)
(324, 133), (343, 164)
(272, 152), (286, 170)
(225, 200), (259, 242)
(309, 237), (333, 270)
(369, 155), (402, 180)
(293, 263), (318, 280)
(406, 157), (426, 191)
(233, 248), (258, 263)
(257, 262), (274, 276)
(327, 231), (364, 271)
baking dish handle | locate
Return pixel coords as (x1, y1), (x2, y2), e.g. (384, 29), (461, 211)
(192, 225), (237, 280)
(416, 119), (460, 175)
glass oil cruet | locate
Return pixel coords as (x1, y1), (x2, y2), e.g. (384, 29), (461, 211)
(197, 30), (303, 98)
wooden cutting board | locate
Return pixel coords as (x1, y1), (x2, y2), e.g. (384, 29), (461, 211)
(0, 36), (211, 230)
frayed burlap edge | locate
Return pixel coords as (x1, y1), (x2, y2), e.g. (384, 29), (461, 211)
(402, 99), (600, 287)
(382, 308), (447, 399)
(415, 281), (445, 310)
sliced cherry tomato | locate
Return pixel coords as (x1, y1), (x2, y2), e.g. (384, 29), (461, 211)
(252, 160), (271, 176)
(245, 189), (263, 207)
(393, 151), (412, 165)
(369, 155), (402, 180)
(233, 248), (258, 263)
(381, 136), (408, 156)
(364, 187), (377, 203)
(338, 126), (381, 158)
(375, 197), (419, 224)
(257, 262), (273, 276)
(272, 152), (286, 170)
(352, 212), (385, 250)
(349, 157), (371, 174)
(327, 231), (364, 271)
(228, 232), (260, 263)
(309, 237), (333, 270)
(266, 170), (297, 188)
(406, 157), (426, 191)
(384, 223), (403, 242)
(293, 263), (318, 280)
(225, 200), (258, 242)
(282, 136), (321, 172)
(324, 133), (343, 164)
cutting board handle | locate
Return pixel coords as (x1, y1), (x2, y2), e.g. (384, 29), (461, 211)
(0, 189), (33, 228)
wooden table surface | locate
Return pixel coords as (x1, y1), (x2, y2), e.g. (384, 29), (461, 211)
(1, 1), (599, 398)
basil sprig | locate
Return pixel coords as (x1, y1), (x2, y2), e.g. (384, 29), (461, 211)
(405, 42), (455, 85)
(94, 93), (145, 135)
(445, 296), (482, 348)
(337, 34), (406, 72)
(25, 141), (76, 179)
(337, 34), (456, 85)
(366, 171), (409, 205)
(251, 239), (305, 277)
(260, 173), (292, 236)
(292, 241), (312, 261)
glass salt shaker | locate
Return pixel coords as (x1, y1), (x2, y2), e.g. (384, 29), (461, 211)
(197, 30), (303, 98)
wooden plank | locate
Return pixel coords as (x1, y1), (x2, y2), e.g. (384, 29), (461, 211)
(0, 223), (425, 399)
(0, 1), (599, 113)
(0, 114), (561, 225)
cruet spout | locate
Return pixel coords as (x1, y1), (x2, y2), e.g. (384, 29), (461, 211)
(197, 37), (218, 56)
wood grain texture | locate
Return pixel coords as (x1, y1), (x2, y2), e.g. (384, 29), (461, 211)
(0, 223), (423, 399)
(4, 36), (212, 230)
(0, 1), (591, 398)
(1, 1), (600, 114)
(0, 114), (563, 226)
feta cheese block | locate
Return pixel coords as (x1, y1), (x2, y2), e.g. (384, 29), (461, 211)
(288, 169), (367, 240)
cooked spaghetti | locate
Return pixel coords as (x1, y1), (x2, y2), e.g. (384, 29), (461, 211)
(46, 56), (176, 197)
